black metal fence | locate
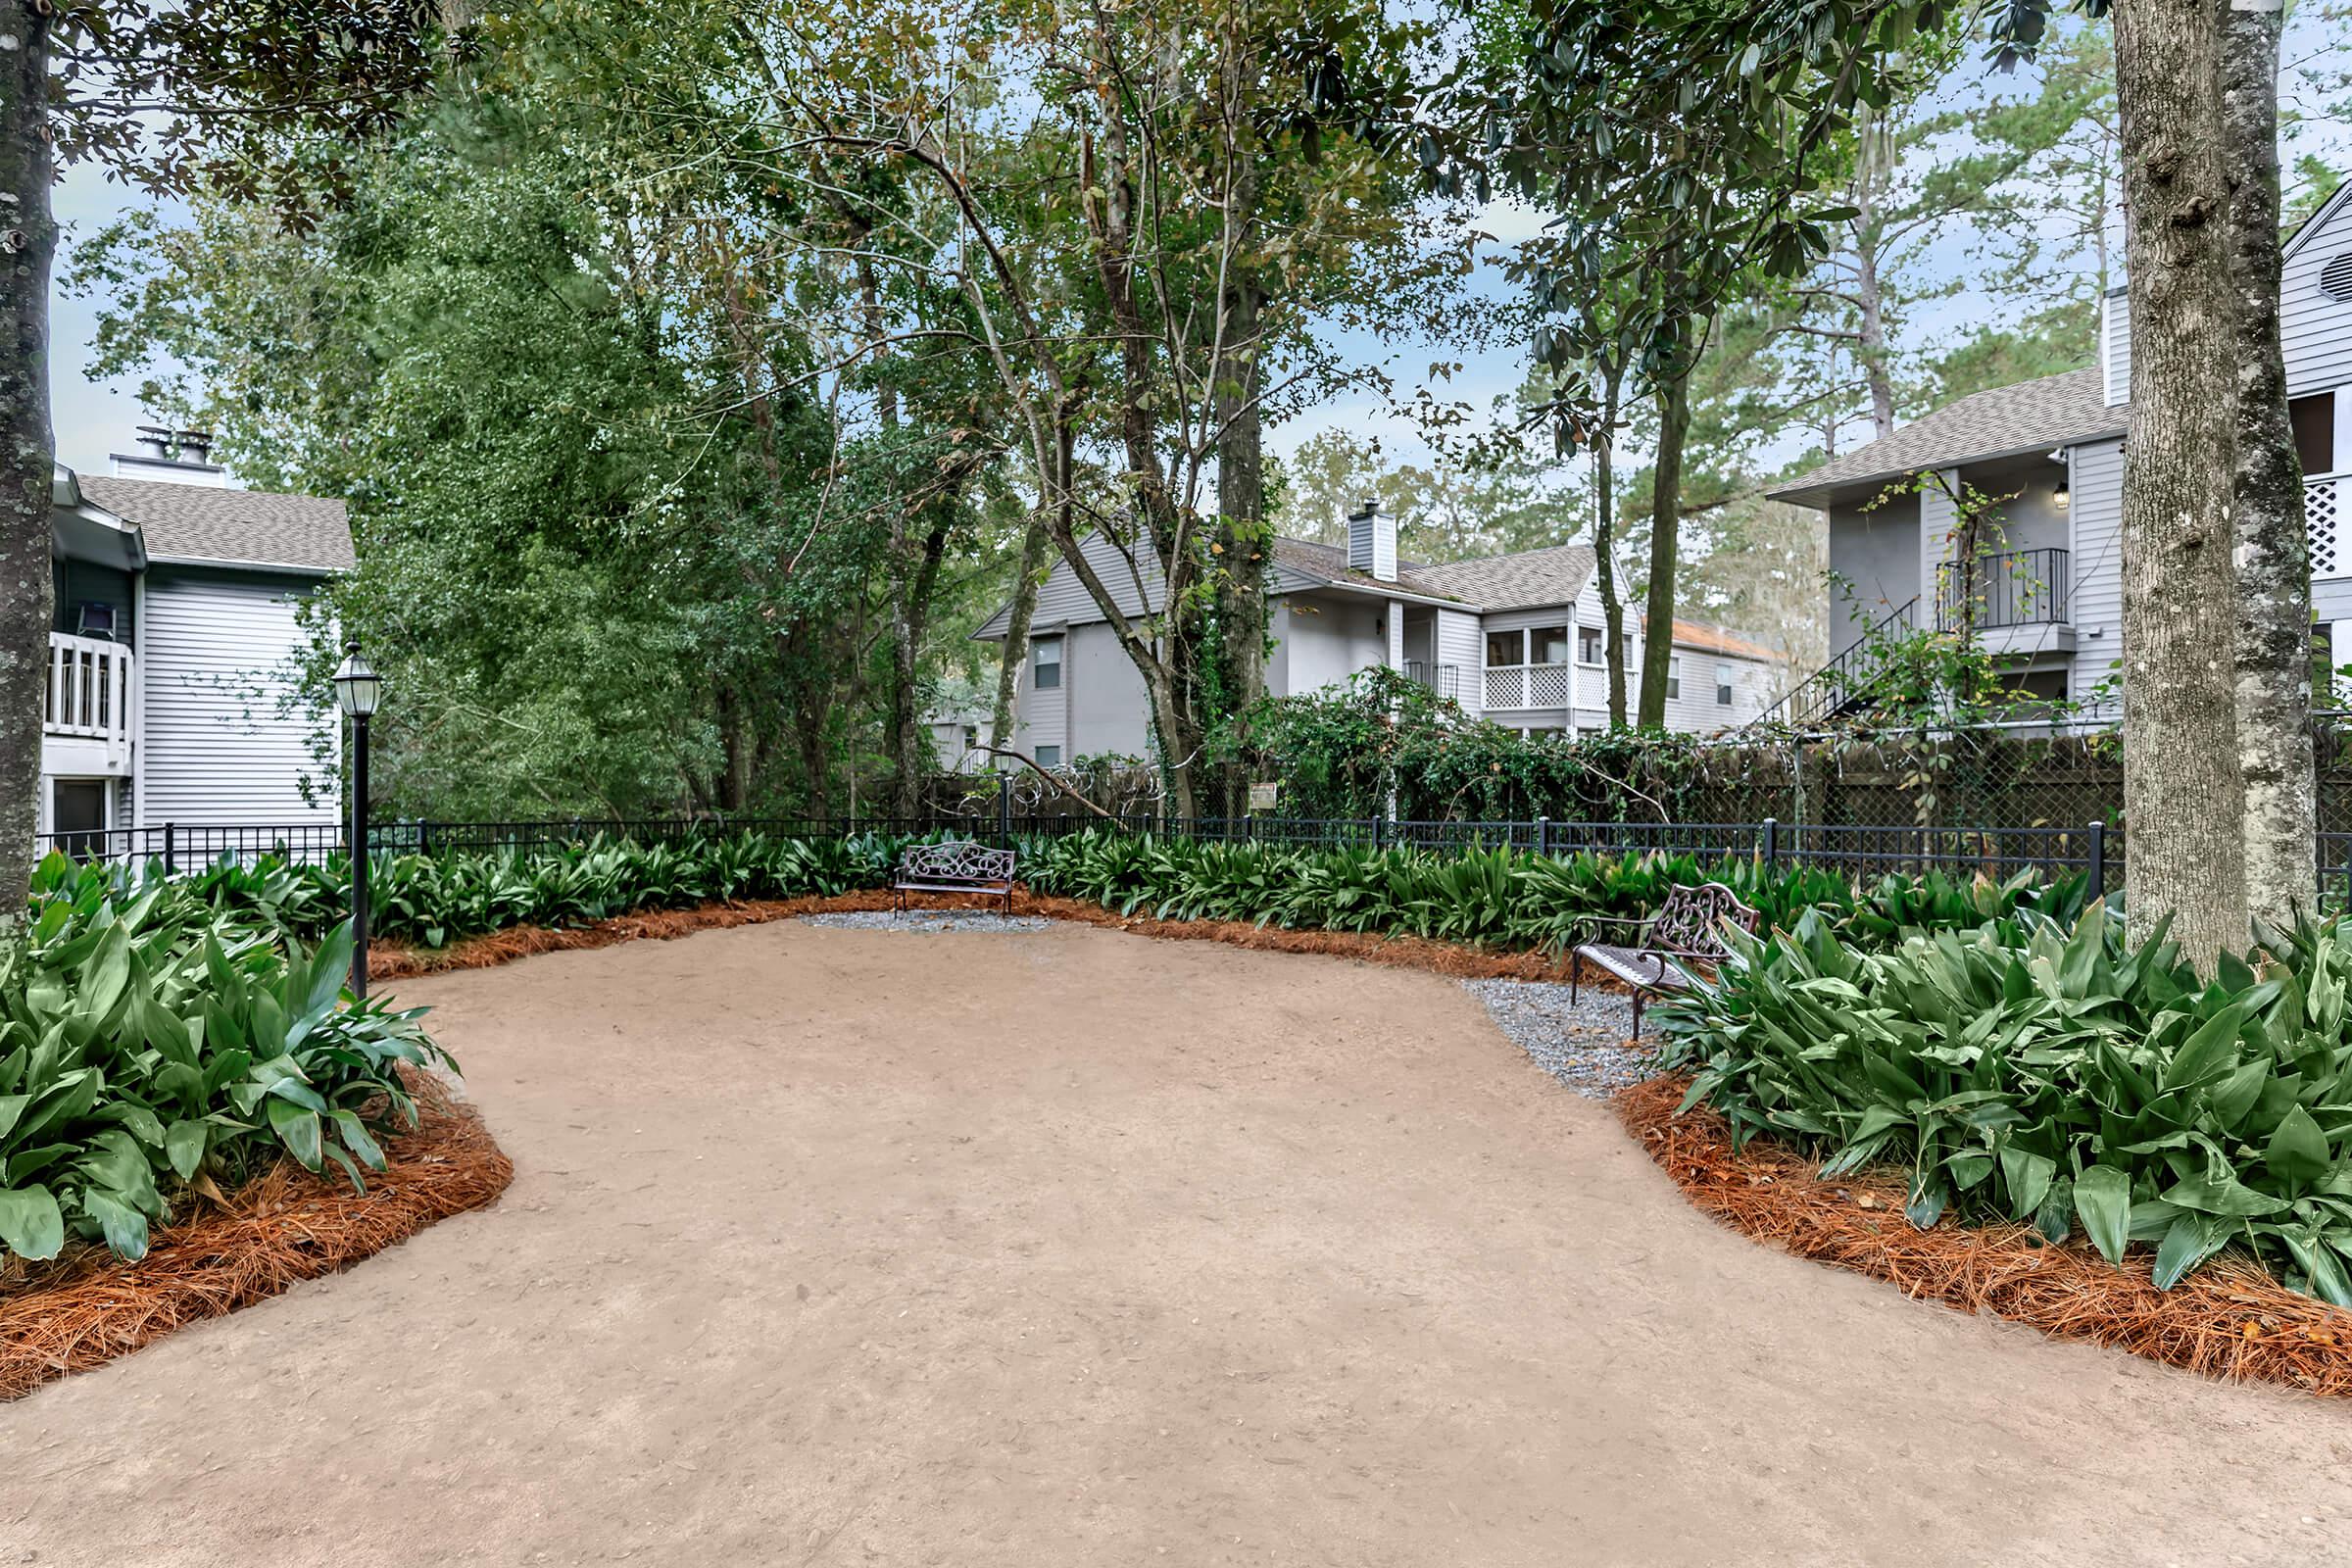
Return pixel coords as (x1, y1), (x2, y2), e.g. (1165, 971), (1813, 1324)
(33, 805), (2127, 901)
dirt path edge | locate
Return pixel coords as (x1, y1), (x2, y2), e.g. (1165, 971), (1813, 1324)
(1616, 1075), (2352, 1397)
(0, 1074), (514, 1400)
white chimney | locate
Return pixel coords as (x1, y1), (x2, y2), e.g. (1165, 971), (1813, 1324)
(1347, 499), (1396, 582)
(2098, 288), (2130, 409)
(111, 425), (226, 487)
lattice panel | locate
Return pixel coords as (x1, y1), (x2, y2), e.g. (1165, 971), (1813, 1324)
(2310, 477), (2342, 580)
(1528, 663), (1572, 707)
(1485, 667), (1523, 710)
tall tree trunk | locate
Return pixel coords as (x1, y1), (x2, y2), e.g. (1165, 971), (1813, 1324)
(1210, 25), (1268, 790)
(887, 502), (956, 819)
(2114, 0), (2250, 969)
(0, 1), (53, 915)
(1593, 360), (1630, 727)
(1851, 109), (1897, 441)
(1213, 277), (1268, 812)
(2223, 1), (2315, 933)
(1636, 363), (1690, 729)
(992, 514), (1053, 751)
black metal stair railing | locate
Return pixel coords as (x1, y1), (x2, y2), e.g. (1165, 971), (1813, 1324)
(1746, 595), (1920, 732)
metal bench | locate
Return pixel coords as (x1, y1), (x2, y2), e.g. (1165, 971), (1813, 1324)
(1568, 881), (1760, 1040)
(893, 840), (1017, 916)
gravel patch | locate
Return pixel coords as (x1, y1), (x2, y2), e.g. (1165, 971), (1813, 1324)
(798, 909), (1054, 934)
(1461, 979), (1653, 1099)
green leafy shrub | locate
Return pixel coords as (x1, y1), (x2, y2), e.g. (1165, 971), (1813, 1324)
(1655, 905), (2352, 1302)
(1018, 828), (2095, 953)
(3, 858), (448, 1266)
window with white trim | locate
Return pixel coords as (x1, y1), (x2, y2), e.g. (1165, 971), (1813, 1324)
(1032, 635), (1062, 690)
(1716, 664), (1734, 706)
(1665, 656), (1682, 701)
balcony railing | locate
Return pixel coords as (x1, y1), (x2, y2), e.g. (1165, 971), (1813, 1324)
(1936, 547), (2070, 633)
(45, 632), (132, 749)
(1403, 661), (1460, 701)
(1483, 662), (1573, 710)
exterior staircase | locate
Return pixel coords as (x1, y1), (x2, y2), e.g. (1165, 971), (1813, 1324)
(1748, 596), (1919, 731)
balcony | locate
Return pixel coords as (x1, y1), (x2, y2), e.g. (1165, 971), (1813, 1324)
(1483, 662), (1573, 710)
(1936, 547), (2072, 656)
(1403, 661), (1461, 701)
(43, 632), (133, 772)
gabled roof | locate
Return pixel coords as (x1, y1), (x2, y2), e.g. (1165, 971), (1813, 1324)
(76, 474), (355, 573)
(1269, 536), (1465, 601)
(1408, 543), (1598, 612)
(1767, 368), (2122, 509)
(1667, 618), (1778, 662)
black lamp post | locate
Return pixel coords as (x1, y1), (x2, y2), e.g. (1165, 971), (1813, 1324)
(331, 641), (383, 999)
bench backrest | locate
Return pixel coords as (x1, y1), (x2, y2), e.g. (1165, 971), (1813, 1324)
(897, 839), (1016, 884)
(1646, 882), (1760, 956)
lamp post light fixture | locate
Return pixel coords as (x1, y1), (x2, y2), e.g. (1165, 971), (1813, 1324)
(331, 641), (383, 999)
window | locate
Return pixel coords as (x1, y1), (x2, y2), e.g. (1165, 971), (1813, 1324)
(50, 779), (106, 860)
(1530, 625), (1571, 664)
(1032, 636), (1062, 690)
(962, 724), (979, 753)
(1486, 629), (1524, 668)
(1665, 656), (1682, 701)
(2293, 393), (2336, 477)
(1716, 664), (1734, 706)
(1035, 745), (1061, 767)
(1578, 626), (1604, 665)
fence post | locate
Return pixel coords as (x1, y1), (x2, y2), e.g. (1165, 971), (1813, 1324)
(1370, 814), (1384, 853)
(2087, 820), (2106, 904)
(418, 819), (435, 857)
(997, 771), (1011, 849)
(1762, 816), (1779, 868)
(1535, 815), (1549, 859)
(158, 820), (174, 876)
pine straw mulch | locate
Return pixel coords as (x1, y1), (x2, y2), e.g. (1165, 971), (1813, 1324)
(368, 888), (1589, 983)
(0, 1072), (513, 1401)
(1617, 1074), (2352, 1397)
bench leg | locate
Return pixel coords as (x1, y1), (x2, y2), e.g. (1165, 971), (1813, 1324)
(1632, 989), (1643, 1042)
(1569, 951), (1580, 1005)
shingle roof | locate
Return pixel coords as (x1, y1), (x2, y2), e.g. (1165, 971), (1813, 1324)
(1270, 536), (1465, 600)
(78, 474), (354, 573)
(1406, 543), (1599, 612)
(1665, 618), (1778, 662)
(1768, 368), (2123, 508)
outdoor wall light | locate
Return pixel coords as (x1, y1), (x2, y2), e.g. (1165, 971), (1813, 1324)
(2052, 479), (2071, 512)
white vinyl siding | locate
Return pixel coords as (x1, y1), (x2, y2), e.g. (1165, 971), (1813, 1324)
(2285, 193), (2352, 400)
(136, 565), (338, 828)
(1435, 608), (1483, 716)
(2064, 437), (2126, 691)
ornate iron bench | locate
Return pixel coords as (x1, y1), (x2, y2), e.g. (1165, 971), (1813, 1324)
(893, 840), (1017, 916)
(1568, 882), (1760, 1040)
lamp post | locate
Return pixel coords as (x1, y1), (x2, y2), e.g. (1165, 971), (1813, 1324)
(331, 641), (383, 1000)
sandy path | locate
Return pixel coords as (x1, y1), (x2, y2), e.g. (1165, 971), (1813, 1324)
(4, 921), (2348, 1566)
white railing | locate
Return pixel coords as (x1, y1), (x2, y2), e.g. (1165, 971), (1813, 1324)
(1483, 662), (1573, 710)
(45, 632), (132, 746)
(2310, 472), (2345, 579)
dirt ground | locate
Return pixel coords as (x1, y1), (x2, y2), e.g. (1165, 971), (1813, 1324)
(5, 921), (2351, 1567)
